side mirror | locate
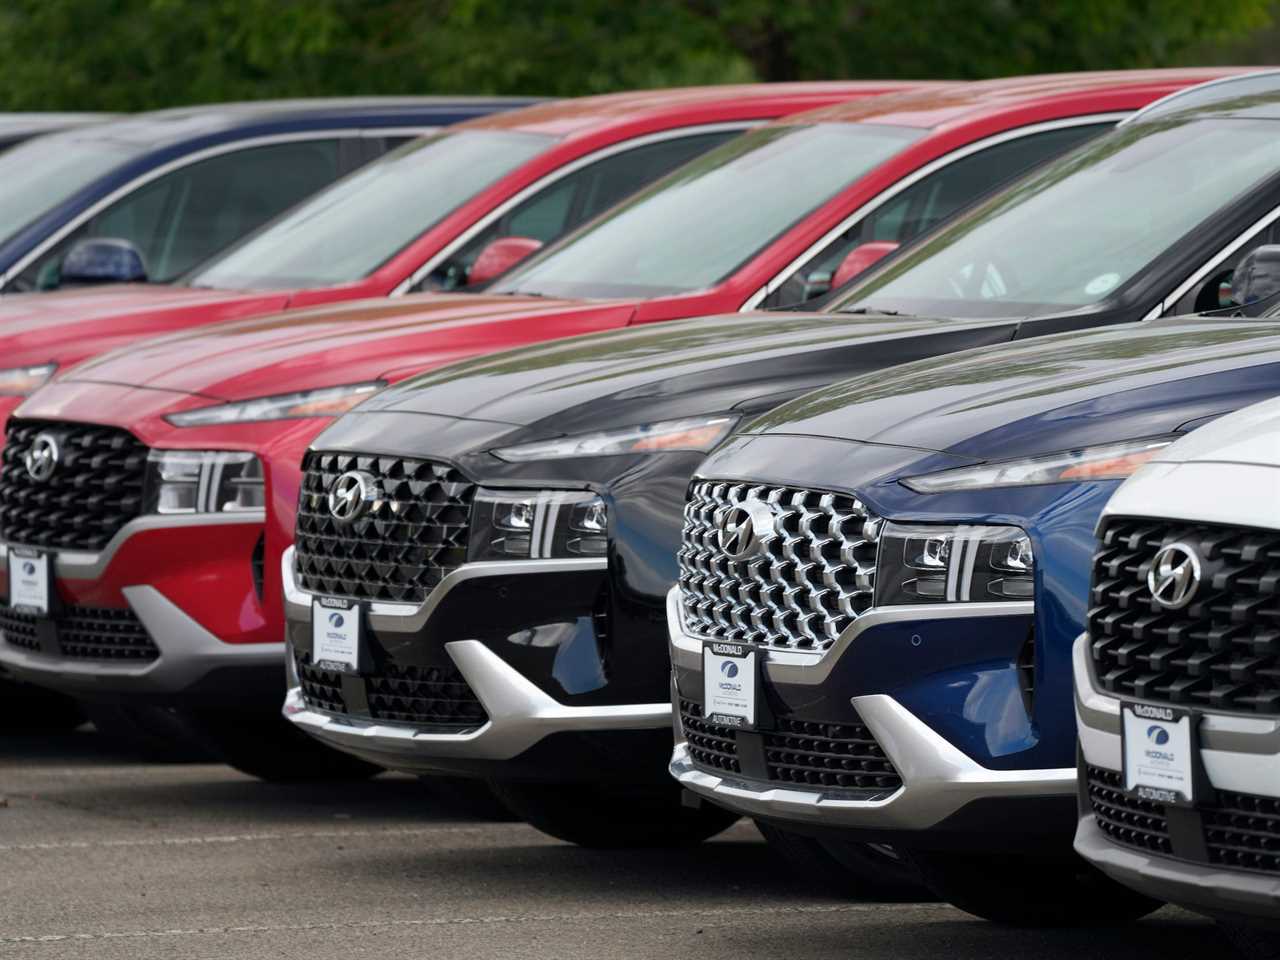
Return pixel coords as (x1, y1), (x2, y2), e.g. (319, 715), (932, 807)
(466, 236), (542, 287)
(59, 238), (147, 288)
(831, 241), (900, 290)
(1229, 244), (1280, 307)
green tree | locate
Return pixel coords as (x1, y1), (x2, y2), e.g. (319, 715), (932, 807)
(0, 0), (1271, 111)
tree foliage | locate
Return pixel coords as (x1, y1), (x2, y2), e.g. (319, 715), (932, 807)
(0, 0), (1272, 111)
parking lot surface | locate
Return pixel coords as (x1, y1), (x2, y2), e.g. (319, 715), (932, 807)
(1, 728), (1217, 960)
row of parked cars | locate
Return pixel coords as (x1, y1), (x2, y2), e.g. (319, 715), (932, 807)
(0, 68), (1277, 948)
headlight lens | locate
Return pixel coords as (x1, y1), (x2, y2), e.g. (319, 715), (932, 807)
(0, 363), (56, 396)
(875, 521), (1034, 605)
(901, 437), (1177, 493)
(145, 451), (265, 514)
(468, 489), (607, 561)
(492, 415), (738, 462)
(164, 382), (384, 427)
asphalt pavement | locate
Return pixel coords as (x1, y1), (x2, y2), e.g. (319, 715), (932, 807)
(0, 726), (1219, 960)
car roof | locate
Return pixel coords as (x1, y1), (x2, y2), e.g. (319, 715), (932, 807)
(0, 113), (118, 138)
(1127, 68), (1280, 123)
(787, 68), (1260, 130)
(462, 82), (937, 138)
(44, 97), (539, 148)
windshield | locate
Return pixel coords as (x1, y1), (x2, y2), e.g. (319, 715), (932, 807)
(0, 135), (144, 242)
(190, 129), (555, 289)
(833, 117), (1280, 319)
(490, 122), (924, 299)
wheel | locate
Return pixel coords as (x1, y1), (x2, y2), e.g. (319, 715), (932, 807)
(907, 849), (1162, 926)
(754, 820), (927, 901)
(0, 677), (85, 732)
(488, 779), (740, 848)
(1221, 920), (1280, 960)
(180, 709), (382, 782)
(82, 702), (215, 762)
(421, 776), (519, 822)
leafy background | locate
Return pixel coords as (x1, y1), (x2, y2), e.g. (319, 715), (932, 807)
(0, 0), (1276, 110)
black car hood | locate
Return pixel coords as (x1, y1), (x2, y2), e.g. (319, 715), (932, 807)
(745, 316), (1280, 462)
(353, 309), (1016, 441)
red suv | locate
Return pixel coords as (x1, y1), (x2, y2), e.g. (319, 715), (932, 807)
(0, 71), (1238, 778)
(0, 82), (907, 430)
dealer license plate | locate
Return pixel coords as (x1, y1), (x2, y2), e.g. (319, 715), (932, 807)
(1123, 702), (1194, 805)
(702, 640), (757, 731)
(312, 597), (362, 671)
(8, 548), (49, 615)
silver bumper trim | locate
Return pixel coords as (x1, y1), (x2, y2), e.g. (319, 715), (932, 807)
(671, 693), (1074, 831)
(281, 544), (606, 634)
(0, 584), (282, 694)
(284, 638), (670, 765)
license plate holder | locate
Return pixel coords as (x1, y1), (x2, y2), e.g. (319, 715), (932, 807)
(1122, 703), (1196, 806)
(312, 597), (363, 673)
(8, 548), (50, 615)
(702, 640), (758, 732)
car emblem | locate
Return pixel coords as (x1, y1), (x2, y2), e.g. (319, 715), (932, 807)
(1148, 542), (1201, 610)
(24, 432), (60, 482)
(327, 470), (379, 523)
(717, 499), (776, 562)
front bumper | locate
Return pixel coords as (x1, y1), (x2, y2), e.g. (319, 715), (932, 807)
(281, 547), (671, 775)
(667, 586), (1075, 837)
(1074, 633), (1280, 923)
(0, 514), (279, 702)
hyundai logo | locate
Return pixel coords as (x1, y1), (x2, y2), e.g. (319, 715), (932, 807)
(328, 612), (345, 629)
(21, 561), (34, 576)
(24, 432), (60, 483)
(1148, 542), (1201, 610)
(1147, 725), (1170, 746)
(327, 470), (379, 523)
(720, 661), (739, 679)
(716, 499), (777, 562)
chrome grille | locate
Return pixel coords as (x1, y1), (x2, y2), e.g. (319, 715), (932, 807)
(677, 479), (878, 651)
(1089, 517), (1280, 714)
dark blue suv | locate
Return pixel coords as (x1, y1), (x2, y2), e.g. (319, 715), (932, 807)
(0, 97), (534, 293)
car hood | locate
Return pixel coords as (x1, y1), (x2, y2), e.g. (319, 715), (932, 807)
(1139, 393), (1280, 468)
(60, 293), (624, 401)
(0, 284), (289, 364)
(356, 309), (1011, 437)
(744, 317), (1280, 463)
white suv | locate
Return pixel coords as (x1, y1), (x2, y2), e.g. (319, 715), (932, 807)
(1074, 396), (1280, 952)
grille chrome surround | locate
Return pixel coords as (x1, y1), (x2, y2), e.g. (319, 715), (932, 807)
(1089, 517), (1280, 714)
(294, 451), (476, 604)
(0, 420), (148, 552)
(0, 602), (159, 661)
(677, 479), (879, 652)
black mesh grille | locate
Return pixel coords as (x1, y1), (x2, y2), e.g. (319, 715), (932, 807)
(1089, 518), (1280, 714)
(295, 451), (475, 604)
(1086, 765), (1172, 855)
(296, 652), (486, 729)
(1204, 790), (1280, 876)
(0, 602), (158, 660)
(763, 716), (902, 790)
(0, 420), (149, 552)
(679, 699), (741, 773)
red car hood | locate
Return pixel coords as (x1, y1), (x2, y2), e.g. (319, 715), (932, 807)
(60, 293), (637, 401)
(0, 284), (292, 367)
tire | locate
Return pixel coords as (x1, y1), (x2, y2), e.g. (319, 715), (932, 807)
(82, 702), (215, 762)
(754, 820), (927, 901)
(907, 849), (1162, 926)
(421, 776), (519, 822)
(488, 779), (740, 848)
(0, 678), (85, 732)
(180, 709), (382, 782)
(1221, 920), (1280, 960)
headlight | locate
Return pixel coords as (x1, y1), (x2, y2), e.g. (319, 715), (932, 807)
(492, 415), (738, 462)
(0, 363), (56, 396)
(145, 451), (265, 514)
(468, 489), (607, 561)
(875, 521), (1033, 605)
(900, 437), (1177, 493)
(164, 382), (384, 427)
